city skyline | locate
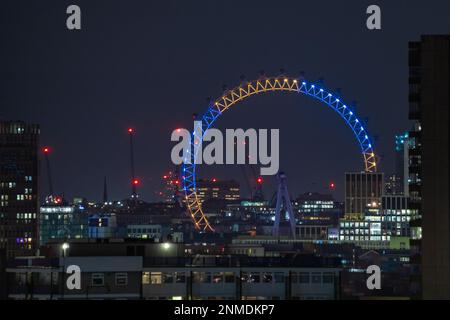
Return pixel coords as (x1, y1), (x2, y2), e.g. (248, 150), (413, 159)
(1, 1), (450, 304)
(2, 1), (450, 201)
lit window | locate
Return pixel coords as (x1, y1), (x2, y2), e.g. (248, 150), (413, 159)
(151, 272), (162, 284)
(142, 272), (150, 284)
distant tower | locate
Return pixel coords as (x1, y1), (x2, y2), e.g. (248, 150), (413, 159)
(273, 172), (296, 239)
(103, 176), (108, 203)
(394, 132), (409, 195)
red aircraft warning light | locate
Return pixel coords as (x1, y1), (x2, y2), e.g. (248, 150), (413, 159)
(43, 147), (50, 154)
(329, 182), (336, 189)
(257, 177), (263, 184)
(132, 179), (140, 185)
(212, 178), (217, 183)
(128, 128), (134, 134)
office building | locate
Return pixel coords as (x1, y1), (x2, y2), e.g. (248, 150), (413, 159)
(0, 121), (39, 258)
(39, 196), (88, 245)
(381, 196), (414, 238)
(294, 192), (343, 225)
(88, 214), (117, 238)
(344, 172), (384, 219)
(195, 179), (240, 203)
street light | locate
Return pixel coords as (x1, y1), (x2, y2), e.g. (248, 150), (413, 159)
(61, 242), (70, 300)
(62, 242), (70, 257)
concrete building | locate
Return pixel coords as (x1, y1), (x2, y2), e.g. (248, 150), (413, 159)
(6, 256), (142, 300)
(4, 242), (340, 300)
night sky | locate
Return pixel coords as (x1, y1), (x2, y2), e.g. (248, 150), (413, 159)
(1, 0), (449, 202)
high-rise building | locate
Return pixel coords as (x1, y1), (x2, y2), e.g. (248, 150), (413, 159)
(344, 172), (384, 219)
(409, 35), (450, 299)
(0, 121), (40, 258)
(408, 51), (424, 299)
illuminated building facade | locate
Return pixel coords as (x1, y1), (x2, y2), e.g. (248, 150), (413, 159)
(294, 192), (342, 225)
(195, 179), (240, 204)
(0, 121), (39, 258)
(344, 172), (384, 219)
(381, 196), (413, 237)
(339, 195), (413, 249)
(295, 192), (334, 214)
(39, 196), (88, 245)
(88, 213), (117, 238)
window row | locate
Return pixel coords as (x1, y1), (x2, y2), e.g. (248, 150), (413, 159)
(91, 272), (128, 287)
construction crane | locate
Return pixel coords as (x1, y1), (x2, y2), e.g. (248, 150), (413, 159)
(250, 165), (264, 201)
(42, 146), (53, 196)
(127, 128), (139, 200)
(240, 156), (265, 201)
(240, 166), (253, 199)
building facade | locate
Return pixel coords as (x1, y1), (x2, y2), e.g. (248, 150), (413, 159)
(0, 121), (39, 258)
(5, 255), (340, 300)
(344, 172), (384, 219)
(195, 179), (240, 203)
(39, 196), (88, 245)
(409, 35), (450, 299)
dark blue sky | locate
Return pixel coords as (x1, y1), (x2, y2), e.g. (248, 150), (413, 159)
(1, 0), (449, 201)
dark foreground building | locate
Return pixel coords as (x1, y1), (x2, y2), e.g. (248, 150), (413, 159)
(5, 240), (341, 300)
(409, 35), (450, 299)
